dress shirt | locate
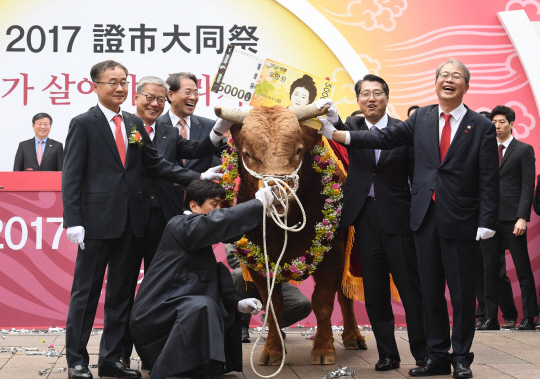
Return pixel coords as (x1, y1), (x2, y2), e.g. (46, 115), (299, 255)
(145, 121), (156, 141)
(35, 136), (48, 154)
(498, 135), (514, 157)
(438, 103), (466, 144)
(169, 110), (191, 139)
(98, 102), (128, 151)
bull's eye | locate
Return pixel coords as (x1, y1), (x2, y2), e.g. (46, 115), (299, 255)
(296, 148), (302, 155)
(245, 152), (251, 158)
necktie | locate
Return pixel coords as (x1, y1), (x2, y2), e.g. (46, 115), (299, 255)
(178, 118), (187, 164)
(433, 113), (452, 201)
(37, 140), (43, 165)
(498, 144), (505, 165)
(368, 125), (379, 197)
(112, 115), (126, 166)
(145, 125), (153, 141)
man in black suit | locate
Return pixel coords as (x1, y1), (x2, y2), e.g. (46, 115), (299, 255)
(157, 72), (224, 210)
(478, 105), (537, 331)
(324, 74), (426, 371)
(319, 59), (499, 378)
(62, 61), (232, 379)
(13, 112), (63, 171)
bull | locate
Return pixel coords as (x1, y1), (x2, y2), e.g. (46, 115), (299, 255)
(215, 104), (367, 366)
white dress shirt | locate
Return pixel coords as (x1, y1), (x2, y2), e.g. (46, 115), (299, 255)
(365, 113), (389, 162)
(98, 102), (127, 152)
(169, 110), (191, 139)
(438, 103), (466, 144)
(145, 121), (157, 141)
(498, 135), (514, 157)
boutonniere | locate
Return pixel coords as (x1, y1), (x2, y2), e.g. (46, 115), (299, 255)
(128, 125), (144, 146)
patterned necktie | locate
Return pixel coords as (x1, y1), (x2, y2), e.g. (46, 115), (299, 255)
(145, 125), (153, 141)
(498, 144), (505, 165)
(178, 118), (187, 164)
(368, 125), (379, 197)
(433, 113), (452, 201)
(37, 140), (43, 165)
(112, 115), (126, 166)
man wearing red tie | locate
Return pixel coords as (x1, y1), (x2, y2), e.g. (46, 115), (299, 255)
(62, 61), (231, 379)
(318, 59), (499, 378)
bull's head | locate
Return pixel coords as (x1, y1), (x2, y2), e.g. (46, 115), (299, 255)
(215, 104), (329, 210)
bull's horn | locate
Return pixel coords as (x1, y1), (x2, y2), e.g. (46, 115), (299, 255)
(292, 104), (329, 122)
(214, 106), (249, 125)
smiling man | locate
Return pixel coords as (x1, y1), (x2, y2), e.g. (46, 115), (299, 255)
(13, 112), (63, 171)
(318, 59), (499, 379)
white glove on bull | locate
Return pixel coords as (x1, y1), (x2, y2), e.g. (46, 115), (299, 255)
(315, 98), (339, 124)
(476, 227), (496, 241)
(238, 298), (263, 315)
(67, 226), (85, 250)
(200, 165), (223, 180)
(255, 186), (275, 208)
(317, 116), (337, 140)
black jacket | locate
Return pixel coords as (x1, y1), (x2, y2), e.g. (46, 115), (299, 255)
(13, 137), (63, 171)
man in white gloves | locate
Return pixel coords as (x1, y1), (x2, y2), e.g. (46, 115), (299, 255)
(130, 180), (275, 379)
(62, 61), (235, 379)
(315, 60), (499, 379)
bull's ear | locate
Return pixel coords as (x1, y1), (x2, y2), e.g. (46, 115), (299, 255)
(301, 124), (322, 151)
(230, 123), (243, 146)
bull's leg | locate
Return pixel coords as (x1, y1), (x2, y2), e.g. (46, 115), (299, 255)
(338, 288), (367, 350)
(251, 272), (286, 366)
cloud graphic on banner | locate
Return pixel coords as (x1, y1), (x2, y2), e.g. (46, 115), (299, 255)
(330, 67), (358, 106)
(476, 102), (535, 138)
(359, 54), (381, 75)
(318, 0), (408, 32)
(386, 104), (401, 120)
(505, 0), (540, 14)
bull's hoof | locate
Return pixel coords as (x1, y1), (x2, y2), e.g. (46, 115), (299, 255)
(258, 349), (284, 366)
(342, 332), (367, 350)
(310, 350), (336, 365)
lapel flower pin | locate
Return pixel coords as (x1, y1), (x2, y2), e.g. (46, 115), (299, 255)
(128, 125), (144, 146)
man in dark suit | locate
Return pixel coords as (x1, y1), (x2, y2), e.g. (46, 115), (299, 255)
(13, 112), (63, 171)
(62, 61), (232, 379)
(157, 72), (224, 210)
(478, 105), (537, 331)
(130, 180), (276, 379)
(318, 59), (499, 378)
(326, 74), (426, 371)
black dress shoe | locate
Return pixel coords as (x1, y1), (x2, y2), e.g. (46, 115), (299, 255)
(68, 365), (93, 379)
(452, 361), (472, 378)
(476, 318), (500, 330)
(517, 317), (535, 330)
(241, 325), (250, 343)
(409, 358), (451, 376)
(98, 361), (141, 378)
(120, 356), (131, 369)
(415, 357), (426, 366)
(375, 355), (399, 371)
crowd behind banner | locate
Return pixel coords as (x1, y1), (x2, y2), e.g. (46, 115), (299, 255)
(12, 58), (540, 379)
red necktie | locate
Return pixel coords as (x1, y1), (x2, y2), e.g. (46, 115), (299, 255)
(498, 144), (505, 165)
(112, 115), (126, 166)
(432, 113), (452, 201)
(145, 125), (153, 141)
(37, 140), (43, 165)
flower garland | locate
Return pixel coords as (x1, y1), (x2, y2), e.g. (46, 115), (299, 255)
(219, 137), (343, 283)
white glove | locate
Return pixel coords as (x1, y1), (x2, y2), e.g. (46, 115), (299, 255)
(476, 227), (496, 241)
(213, 118), (234, 134)
(255, 186), (275, 208)
(315, 98), (338, 124)
(67, 226), (85, 250)
(201, 165), (223, 180)
(238, 298), (263, 315)
(317, 116), (337, 140)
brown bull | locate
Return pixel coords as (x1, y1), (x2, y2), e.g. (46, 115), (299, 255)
(216, 104), (367, 366)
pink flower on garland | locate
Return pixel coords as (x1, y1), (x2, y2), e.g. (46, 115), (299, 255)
(332, 183), (340, 190)
(322, 219), (329, 226)
(290, 265), (302, 275)
(299, 256), (306, 263)
(227, 164), (234, 171)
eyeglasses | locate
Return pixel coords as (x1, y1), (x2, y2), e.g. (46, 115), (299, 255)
(94, 81), (130, 88)
(359, 90), (386, 99)
(178, 90), (200, 97)
(34, 123), (51, 127)
(137, 92), (167, 105)
(438, 72), (465, 81)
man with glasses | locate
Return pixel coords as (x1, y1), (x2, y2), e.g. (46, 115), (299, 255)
(13, 112), (63, 171)
(316, 74), (426, 372)
(62, 61), (232, 379)
(317, 59), (499, 378)
(158, 72), (225, 211)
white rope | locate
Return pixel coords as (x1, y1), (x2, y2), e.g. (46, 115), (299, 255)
(245, 161), (306, 378)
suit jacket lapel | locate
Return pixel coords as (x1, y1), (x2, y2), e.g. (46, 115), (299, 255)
(184, 115), (203, 168)
(94, 106), (123, 167)
(39, 141), (53, 166)
(427, 107), (441, 162)
(500, 138), (517, 169)
(376, 117), (397, 167)
(357, 119), (376, 166)
(441, 109), (475, 165)
(155, 123), (170, 156)
(26, 139), (40, 168)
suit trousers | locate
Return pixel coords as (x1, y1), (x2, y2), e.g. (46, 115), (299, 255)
(475, 250), (517, 321)
(354, 197), (427, 361)
(481, 221), (538, 320)
(66, 222), (138, 367)
(230, 268), (312, 328)
(415, 200), (478, 365)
